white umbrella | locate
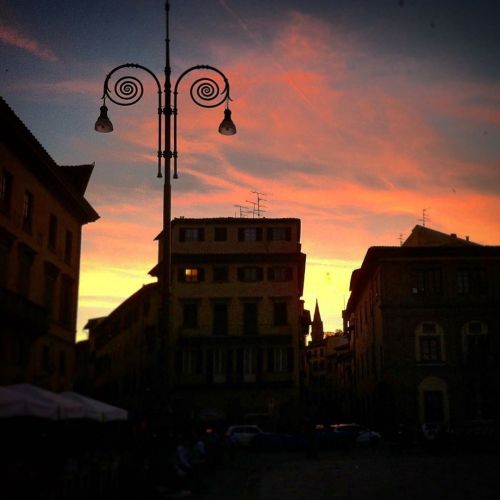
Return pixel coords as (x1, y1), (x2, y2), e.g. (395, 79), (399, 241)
(61, 391), (128, 422)
(8, 384), (86, 419)
(0, 386), (59, 419)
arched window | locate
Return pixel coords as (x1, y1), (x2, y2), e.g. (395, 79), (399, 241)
(462, 321), (488, 366)
(415, 322), (445, 363)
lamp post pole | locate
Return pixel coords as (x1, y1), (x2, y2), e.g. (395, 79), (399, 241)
(95, 1), (236, 421)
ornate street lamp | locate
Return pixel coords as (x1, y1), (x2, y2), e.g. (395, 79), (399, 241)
(94, 1), (236, 418)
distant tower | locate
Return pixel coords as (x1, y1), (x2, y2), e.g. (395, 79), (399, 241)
(311, 299), (324, 343)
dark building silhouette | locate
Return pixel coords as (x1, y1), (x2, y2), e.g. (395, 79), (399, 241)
(0, 97), (99, 390)
(343, 225), (500, 432)
(83, 217), (309, 428)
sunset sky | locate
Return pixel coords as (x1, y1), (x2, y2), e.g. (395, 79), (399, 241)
(1, 0), (499, 339)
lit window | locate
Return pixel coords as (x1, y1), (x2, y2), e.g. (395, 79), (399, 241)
(185, 268), (198, 282)
(179, 267), (204, 282)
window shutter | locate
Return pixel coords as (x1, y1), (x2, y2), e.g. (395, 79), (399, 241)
(199, 228), (205, 242)
(178, 268), (185, 282)
(238, 228), (244, 241)
(286, 267), (293, 280)
(266, 228), (272, 241)
(226, 350), (233, 376)
(256, 228), (263, 241)
(285, 227), (292, 241)
(179, 228), (186, 242)
(198, 268), (205, 281)
(268, 268), (275, 280)
(237, 268), (244, 281)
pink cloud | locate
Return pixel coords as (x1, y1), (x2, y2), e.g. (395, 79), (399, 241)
(0, 22), (58, 62)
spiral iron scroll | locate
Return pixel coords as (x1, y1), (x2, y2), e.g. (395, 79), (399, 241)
(105, 75), (144, 106)
(189, 76), (228, 109)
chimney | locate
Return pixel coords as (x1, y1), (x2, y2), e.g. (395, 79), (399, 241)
(450, 233), (457, 238)
(465, 236), (470, 241)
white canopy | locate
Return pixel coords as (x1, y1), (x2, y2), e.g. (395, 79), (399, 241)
(61, 391), (128, 422)
(0, 386), (59, 419)
(7, 384), (86, 419)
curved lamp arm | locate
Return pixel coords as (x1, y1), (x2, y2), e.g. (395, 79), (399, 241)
(96, 63), (165, 178)
(172, 65), (235, 178)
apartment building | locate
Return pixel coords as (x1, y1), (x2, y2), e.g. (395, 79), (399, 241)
(162, 217), (308, 426)
(0, 98), (99, 390)
(343, 225), (500, 432)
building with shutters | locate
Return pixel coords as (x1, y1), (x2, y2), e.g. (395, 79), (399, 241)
(161, 217), (309, 427)
(82, 216), (309, 427)
(342, 225), (500, 433)
(0, 98), (99, 391)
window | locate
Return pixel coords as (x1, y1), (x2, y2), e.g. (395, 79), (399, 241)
(237, 266), (263, 282)
(182, 350), (194, 374)
(64, 230), (73, 264)
(213, 350), (224, 375)
(243, 349), (256, 382)
(183, 303), (198, 328)
(413, 267), (442, 294)
(48, 214), (58, 252)
(243, 303), (258, 335)
(238, 227), (263, 241)
(457, 268), (486, 294)
(178, 267), (205, 283)
(0, 169), (13, 213)
(22, 191), (34, 233)
(267, 227), (291, 241)
(179, 227), (204, 242)
(268, 347), (293, 373)
(415, 322), (445, 363)
(268, 266), (292, 281)
(214, 227), (227, 241)
(462, 321), (488, 366)
(213, 303), (228, 336)
(420, 337), (441, 362)
(273, 302), (288, 326)
(213, 266), (229, 282)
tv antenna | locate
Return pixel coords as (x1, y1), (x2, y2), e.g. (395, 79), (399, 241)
(234, 205), (249, 218)
(251, 190), (267, 217)
(419, 208), (430, 227)
(397, 234), (405, 246)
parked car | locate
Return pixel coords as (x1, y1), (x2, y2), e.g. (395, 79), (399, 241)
(315, 423), (381, 448)
(331, 423), (382, 445)
(225, 425), (263, 446)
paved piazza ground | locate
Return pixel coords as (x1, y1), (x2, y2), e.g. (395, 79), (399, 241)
(196, 444), (500, 500)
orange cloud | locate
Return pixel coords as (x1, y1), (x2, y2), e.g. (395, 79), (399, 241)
(0, 22), (58, 62)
